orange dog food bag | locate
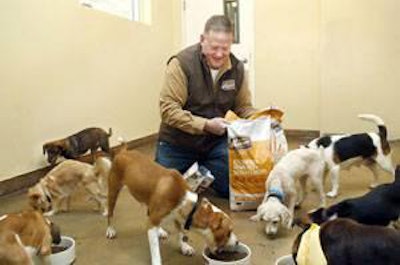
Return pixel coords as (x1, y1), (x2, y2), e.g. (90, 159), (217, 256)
(226, 108), (287, 211)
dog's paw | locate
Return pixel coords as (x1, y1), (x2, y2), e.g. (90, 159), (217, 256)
(326, 191), (337, 198)
(249, 214), (260, 222)
(106, 227), (117, 239)
(180, 243), (195, 256)
(157, 228), (168, 241)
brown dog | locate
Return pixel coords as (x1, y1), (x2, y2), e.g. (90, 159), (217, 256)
(106, 144), (239, 265)
(0, 210), (61, 264)
(293, 218), (400, 265)
(28, 158), (111, 216)
(43, 127), (112, 165)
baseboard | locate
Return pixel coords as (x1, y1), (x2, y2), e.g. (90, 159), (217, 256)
(284, 129), (320, 139)
(284, 129), (320, 146)
(0, 133), (159, 197)
(0, 166), (52, 198)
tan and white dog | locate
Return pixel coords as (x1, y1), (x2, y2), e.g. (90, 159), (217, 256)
(0, 210), (61, 264)
(250, 148), (326, 238)
(28, 157), (111, 216)
(306, 114), (394, 197)
(105, 144), (239, 265)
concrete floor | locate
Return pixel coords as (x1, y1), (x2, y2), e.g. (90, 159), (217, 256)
(1, 139), (399, 265)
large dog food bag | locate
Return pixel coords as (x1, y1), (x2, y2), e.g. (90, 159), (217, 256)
(226, 108), (287, 211)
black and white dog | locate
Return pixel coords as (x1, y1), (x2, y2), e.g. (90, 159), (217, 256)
(309, 165), (400, 227)
(306, 114), (394, 197)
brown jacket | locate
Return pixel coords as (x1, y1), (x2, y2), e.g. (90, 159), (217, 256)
(158, 44), (256, 152)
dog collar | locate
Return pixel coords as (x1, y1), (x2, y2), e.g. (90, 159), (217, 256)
(184, 197), (200, 230)
(268, 187), (285, 202)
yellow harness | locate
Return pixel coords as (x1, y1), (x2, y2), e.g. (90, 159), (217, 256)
(296, 224), (327, 265)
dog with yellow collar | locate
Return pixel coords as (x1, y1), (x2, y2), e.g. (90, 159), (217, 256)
(293, 218), (400, 265)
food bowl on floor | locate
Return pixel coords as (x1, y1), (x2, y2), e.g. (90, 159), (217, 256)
(275, 254), (295, 265)
(202, 242), (251, 265)
(49, 236), (76, 265)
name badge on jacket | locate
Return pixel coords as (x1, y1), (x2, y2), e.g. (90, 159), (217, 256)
(221, 79), (236, 91)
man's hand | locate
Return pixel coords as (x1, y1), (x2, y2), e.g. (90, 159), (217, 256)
(204, 117), (227, 136)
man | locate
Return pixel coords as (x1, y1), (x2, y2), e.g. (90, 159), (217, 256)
(155, 15), (256, 198)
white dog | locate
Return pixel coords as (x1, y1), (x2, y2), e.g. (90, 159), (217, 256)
(306, 114), (394, 198)
(250, 148), (325, 238)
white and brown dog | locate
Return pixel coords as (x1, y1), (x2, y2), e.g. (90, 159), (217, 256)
(0, 210), (61, 264)
(306, 114), (395, 197)
(28, 157), (111, 216)
(250, 148), (325, 238)
(105, 144), (239, 265)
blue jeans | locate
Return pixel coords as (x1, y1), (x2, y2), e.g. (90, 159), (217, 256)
(155, 139), (229, 198)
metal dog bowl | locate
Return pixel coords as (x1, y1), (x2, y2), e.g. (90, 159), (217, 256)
(275, 254), (295, 265)
(49, 236), (76, 265)
(202, 242), (251, 265)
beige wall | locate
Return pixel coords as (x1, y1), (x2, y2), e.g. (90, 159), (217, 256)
(320, 0), (400, 137)
(254, 0), (321, 130)
(254, 0), (400, 138)
(0, 0), (174, 181)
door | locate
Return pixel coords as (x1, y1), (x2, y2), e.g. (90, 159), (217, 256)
(182, 0), (255, 97)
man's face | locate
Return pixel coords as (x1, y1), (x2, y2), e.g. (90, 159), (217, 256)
(200, 30), (233, 69)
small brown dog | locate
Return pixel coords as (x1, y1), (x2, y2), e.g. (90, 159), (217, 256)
(0, 210), (61, 264)
(106, 143), (239, 265)
(43, 127), (112, 165)
(28, 157), (111, 216)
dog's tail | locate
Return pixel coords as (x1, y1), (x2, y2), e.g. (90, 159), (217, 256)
(358, 114), (385, 126)
(117, 137), (128, 152)
(358, 114), (390, 152)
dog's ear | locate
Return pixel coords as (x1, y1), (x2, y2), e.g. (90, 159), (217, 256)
(28, 188), (40, 199)
(307, 207), (326, 224)
(200, 197), (211, 206)
(280, 207), (293, 229)
(43, 144), (48, 155)
(30, 193), (40, 200)
(293, 214), (312, 229)
(250, 201), (269, 222)
(209, 213), (222, 230)
(28, 192), (41, 209)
